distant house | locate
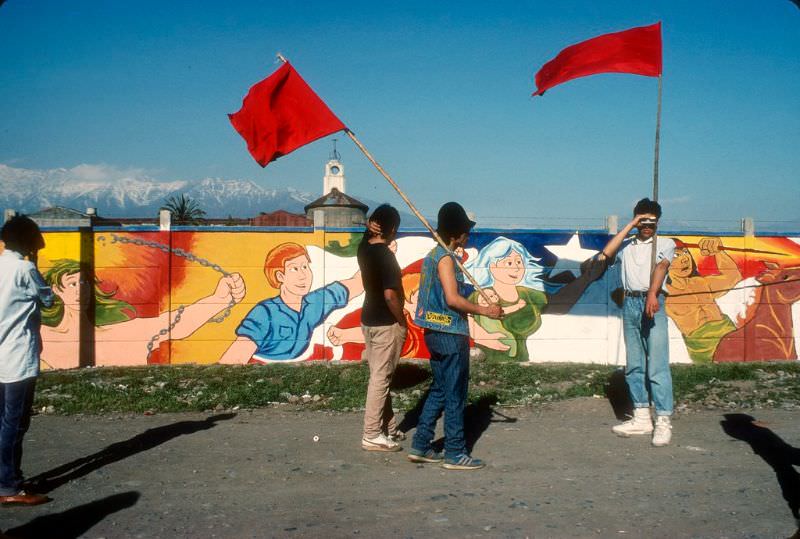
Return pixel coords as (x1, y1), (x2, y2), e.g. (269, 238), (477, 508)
(252, 210), (312, 227)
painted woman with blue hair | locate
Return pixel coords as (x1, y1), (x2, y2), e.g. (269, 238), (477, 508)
(466, 236), (604, 362)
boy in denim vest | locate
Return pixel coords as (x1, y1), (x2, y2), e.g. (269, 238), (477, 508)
(408, 202), (503, 470)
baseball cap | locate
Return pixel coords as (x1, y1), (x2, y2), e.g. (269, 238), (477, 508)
(437, 202), (476, 236)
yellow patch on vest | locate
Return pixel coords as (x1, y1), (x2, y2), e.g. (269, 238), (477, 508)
(425, 312), (453, 325)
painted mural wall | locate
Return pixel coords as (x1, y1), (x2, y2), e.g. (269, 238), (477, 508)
(23, 228), (800, 369)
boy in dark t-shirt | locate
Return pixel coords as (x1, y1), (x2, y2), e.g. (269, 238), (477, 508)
(358, 204), (407, 452)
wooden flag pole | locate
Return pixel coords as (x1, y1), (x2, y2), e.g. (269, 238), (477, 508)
(650, 74), (663, 273)
(344, 128), (494, 304)
(270, 54), (492, 304)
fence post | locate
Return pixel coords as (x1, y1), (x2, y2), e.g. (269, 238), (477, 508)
(606, 215), (618, 234)
(313, 210), (325, 230)
(742, 217), (755, 237)
(159, 209), (172, 231)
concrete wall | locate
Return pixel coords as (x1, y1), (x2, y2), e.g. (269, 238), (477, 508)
(15, 226), (800, 369)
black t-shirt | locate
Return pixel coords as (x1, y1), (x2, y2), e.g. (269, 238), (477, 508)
(357, 239), (403, 326)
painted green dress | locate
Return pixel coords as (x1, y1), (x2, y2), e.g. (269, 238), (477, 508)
(470, 287), (548, 362)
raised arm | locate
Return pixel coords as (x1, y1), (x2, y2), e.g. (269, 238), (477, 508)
(598, 215), (645, 262)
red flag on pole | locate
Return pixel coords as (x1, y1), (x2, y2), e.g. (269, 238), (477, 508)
(229, 62), (346, 167)
(533, 22), (662, 96)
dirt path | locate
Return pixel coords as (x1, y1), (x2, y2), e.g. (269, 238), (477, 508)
(1, 398), (798, 538)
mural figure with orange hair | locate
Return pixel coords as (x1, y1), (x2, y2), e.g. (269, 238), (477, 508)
(327, 271), (429, 360)
(219, 242), (364, 363)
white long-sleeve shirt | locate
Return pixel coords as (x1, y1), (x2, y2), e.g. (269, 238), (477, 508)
(0, 249), (54, 382)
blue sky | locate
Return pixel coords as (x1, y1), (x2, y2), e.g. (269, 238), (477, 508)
(1, 1), (798, 227)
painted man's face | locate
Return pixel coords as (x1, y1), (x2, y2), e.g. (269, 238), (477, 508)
(491, 251), (524, 285)
(670, 248), (694, 278)
(56, 272), (82, 310)
(278, 254), (313, 296)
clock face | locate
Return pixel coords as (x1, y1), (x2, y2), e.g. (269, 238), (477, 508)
(330, 165), (340, 175)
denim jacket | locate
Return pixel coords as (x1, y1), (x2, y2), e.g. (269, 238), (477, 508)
(414, 245), (470, 336)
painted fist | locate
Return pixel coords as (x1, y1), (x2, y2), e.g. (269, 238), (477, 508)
(698, 237), (723, 257)
(215, 273), (246, 304)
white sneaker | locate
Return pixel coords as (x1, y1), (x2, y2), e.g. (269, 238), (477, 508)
(361, 433), (401, 452)
(651, 416), (672, 447)
(612, 408), (653, 437)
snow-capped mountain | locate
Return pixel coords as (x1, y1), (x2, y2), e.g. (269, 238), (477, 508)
(0, 164), (316, 218)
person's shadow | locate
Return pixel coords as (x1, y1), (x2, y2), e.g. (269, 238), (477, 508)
(605, 368), (634, 420)
(720, 413), (800, 537)
(398, 393), (515, 452)
(25, 413), (236, 494)
(2, 491), (140, 539)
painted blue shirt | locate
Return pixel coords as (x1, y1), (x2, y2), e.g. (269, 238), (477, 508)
(236, 281), (349, 361)
(0, 250), (54, 383)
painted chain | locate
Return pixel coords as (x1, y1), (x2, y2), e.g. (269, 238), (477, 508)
(97, 233), (237, 358)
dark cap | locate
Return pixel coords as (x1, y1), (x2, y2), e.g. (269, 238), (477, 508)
(437, 202), (476, 236)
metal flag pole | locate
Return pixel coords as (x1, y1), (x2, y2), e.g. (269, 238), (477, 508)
(650, 74), (663, 273)
(344, 128), (494, 304)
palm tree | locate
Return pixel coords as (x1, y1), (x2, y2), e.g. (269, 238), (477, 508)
(161, 194), (206, 225)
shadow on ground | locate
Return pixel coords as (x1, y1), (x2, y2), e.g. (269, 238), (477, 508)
(605, 368), (633, 420)
(397, 393), (515, 452)
(2, 491), (140, 539)
(391, 364), (431, 390)
(25, 413), (236, 494)
(721, 413), (800, 538)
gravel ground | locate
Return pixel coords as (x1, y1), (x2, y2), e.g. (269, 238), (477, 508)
(1, 397), (798, 539)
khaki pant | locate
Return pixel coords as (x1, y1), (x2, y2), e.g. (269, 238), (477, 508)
(362, 323), (407, 439)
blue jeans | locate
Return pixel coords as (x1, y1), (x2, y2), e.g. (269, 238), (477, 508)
(412, 331), (470, 459)
(0, 377), (37, 496)
(622, 295), (673, 416)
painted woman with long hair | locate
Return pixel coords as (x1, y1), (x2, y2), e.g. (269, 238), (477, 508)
(466, 236), (603, 362)
(40, 259), (245, 368)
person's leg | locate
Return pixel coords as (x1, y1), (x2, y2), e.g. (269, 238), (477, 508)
(411, 332), (447, 453)
(646, 296), (674, 447)
(644, 297), (673, 416)
(384, 325), (407, 438)
(0, 378), (36, 496)
(13, 378), (36, 484)
(613, 297), (654, 436)
(622, 297), (649, 409)
(440, 333), (470, 460)
(363, 325), (400, 441)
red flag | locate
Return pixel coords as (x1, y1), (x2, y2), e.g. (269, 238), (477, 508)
(533, 22), (662, 96)
(229, 62), (346, 167)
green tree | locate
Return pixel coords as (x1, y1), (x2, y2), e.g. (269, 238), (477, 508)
(161, 194), (206, 225)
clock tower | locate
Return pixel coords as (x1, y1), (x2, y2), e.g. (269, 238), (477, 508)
(323, 139), (346, 194)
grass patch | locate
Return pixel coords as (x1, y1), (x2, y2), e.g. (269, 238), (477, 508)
(34, 360), (800, 415)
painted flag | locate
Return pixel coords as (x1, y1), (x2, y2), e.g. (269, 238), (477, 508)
(229, 62), (346, 167)
(533, 22), (662, 96)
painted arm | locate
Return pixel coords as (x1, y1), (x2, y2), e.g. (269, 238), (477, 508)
(698, 238), (743, 295)
(339, 270), (364, 299)
(326, 326), (365, 346)
(219, 336), (257, 364)
(646, 259), (670, 318)
(166, 273), (246, 340)
(469, 317), (511, 351)
(438, 256), (502, 319)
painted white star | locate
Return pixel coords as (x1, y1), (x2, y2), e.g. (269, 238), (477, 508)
(544, 233), (600, 278)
